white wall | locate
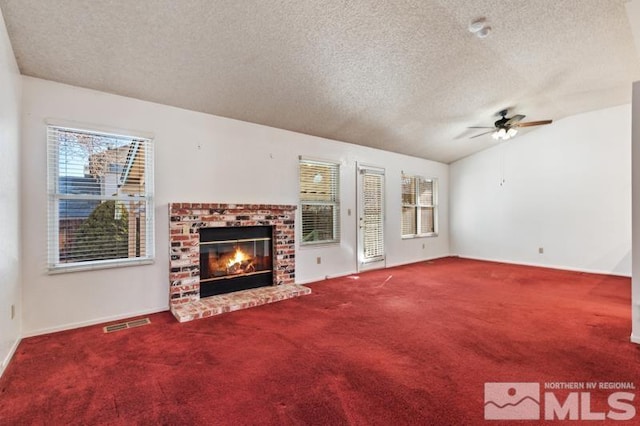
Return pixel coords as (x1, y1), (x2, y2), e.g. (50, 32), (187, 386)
(0, 9), (21, 375)
(450, 104), (631, 276)
(632, 81), (640, 343)
(20, 76), (449, 336)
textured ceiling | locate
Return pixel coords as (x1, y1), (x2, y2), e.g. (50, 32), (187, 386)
(1, 0), (640, 163)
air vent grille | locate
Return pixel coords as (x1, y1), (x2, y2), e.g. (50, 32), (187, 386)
(103, 317), (151, 333)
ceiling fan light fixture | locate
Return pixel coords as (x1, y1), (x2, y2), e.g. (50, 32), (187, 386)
(470, 110), (552, 140)
(492, 127), (515, 141)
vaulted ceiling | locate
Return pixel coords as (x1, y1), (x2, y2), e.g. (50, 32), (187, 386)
(1, 0), (640, 163)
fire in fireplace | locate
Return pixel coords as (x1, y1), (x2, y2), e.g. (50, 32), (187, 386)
(199, 226), (273, 297)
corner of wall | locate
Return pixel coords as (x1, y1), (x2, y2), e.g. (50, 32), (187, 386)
(0, 337), (21, 377)
(631, 80), (640, 345)
(0, 4), (23, 376)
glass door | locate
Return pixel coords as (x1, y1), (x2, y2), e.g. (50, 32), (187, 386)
(357, 164), (385, 272)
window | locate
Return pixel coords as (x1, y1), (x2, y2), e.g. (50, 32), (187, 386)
(47, 125), (154, 272)
(401, 174), (437, 238)
(299, 158), (340, 245)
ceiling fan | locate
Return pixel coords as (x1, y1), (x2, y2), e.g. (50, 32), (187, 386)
(469, 109), (553, 140)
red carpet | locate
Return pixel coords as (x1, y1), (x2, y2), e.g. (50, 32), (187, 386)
(0, 257), (637, 424)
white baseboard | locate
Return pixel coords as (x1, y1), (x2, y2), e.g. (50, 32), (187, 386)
(0, 336), (22, 378)
(631, 333), (640, 345)
(295, 254), (454, 285)
(455, 255), (632, 278)
(296, 270), (356, 285)
(22, 306), (168, 338)
(385, 254), (453, 270)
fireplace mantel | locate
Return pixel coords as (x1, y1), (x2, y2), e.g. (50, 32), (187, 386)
(169, 203), (305, 322)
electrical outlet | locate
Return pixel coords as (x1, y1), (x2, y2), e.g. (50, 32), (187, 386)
(11, 304), (15, 320)
(422, 243), (425, 249)
(538, 247), (544, 254)
(316, 257), (321, 265)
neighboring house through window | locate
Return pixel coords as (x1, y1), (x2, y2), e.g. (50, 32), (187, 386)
(401, 173), (437, 238)
(47, 125), (154, 271)
(299, 157), (340, 245)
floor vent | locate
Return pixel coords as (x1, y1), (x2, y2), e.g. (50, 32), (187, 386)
(103, 318), (151, 333)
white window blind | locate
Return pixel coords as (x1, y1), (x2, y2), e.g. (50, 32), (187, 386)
(47, 126), (154, 272)
(401, 174), (437, 238)
(362, 170), (384, 261)
(299, 158), (340, 245)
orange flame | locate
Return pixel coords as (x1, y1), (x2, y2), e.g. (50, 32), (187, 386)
(227, 249), (248, 268)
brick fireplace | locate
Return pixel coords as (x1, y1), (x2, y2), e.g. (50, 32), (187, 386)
(169, 203), (310, 322)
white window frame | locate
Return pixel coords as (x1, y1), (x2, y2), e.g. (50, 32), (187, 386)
(47, 123), (155, 273)
(299, 157), (341, 246)
(401, 174), (438, 238)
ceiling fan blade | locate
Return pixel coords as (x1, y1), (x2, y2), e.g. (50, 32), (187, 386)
(467, 126), (495, 129)
(470, 130), (495, 139)
(515, 119), (553, 128)
(505, 114), (526, 126)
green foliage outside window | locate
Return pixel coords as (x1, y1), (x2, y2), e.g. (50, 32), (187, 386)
(68, 201), (129, 262)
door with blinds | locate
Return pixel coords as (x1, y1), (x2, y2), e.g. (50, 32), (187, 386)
(357, 164), (385, 271)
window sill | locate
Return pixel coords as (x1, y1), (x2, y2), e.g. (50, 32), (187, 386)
(402, 233), (438, 240)
(48, 257), (155, 274)
(299, 241), (341, 249)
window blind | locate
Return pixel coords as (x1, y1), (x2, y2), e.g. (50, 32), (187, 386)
(362, 170), (384, 261)
(299, 158), (340, 244)
(401, 174), (417, 236)
(47, 126), (154, 271)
